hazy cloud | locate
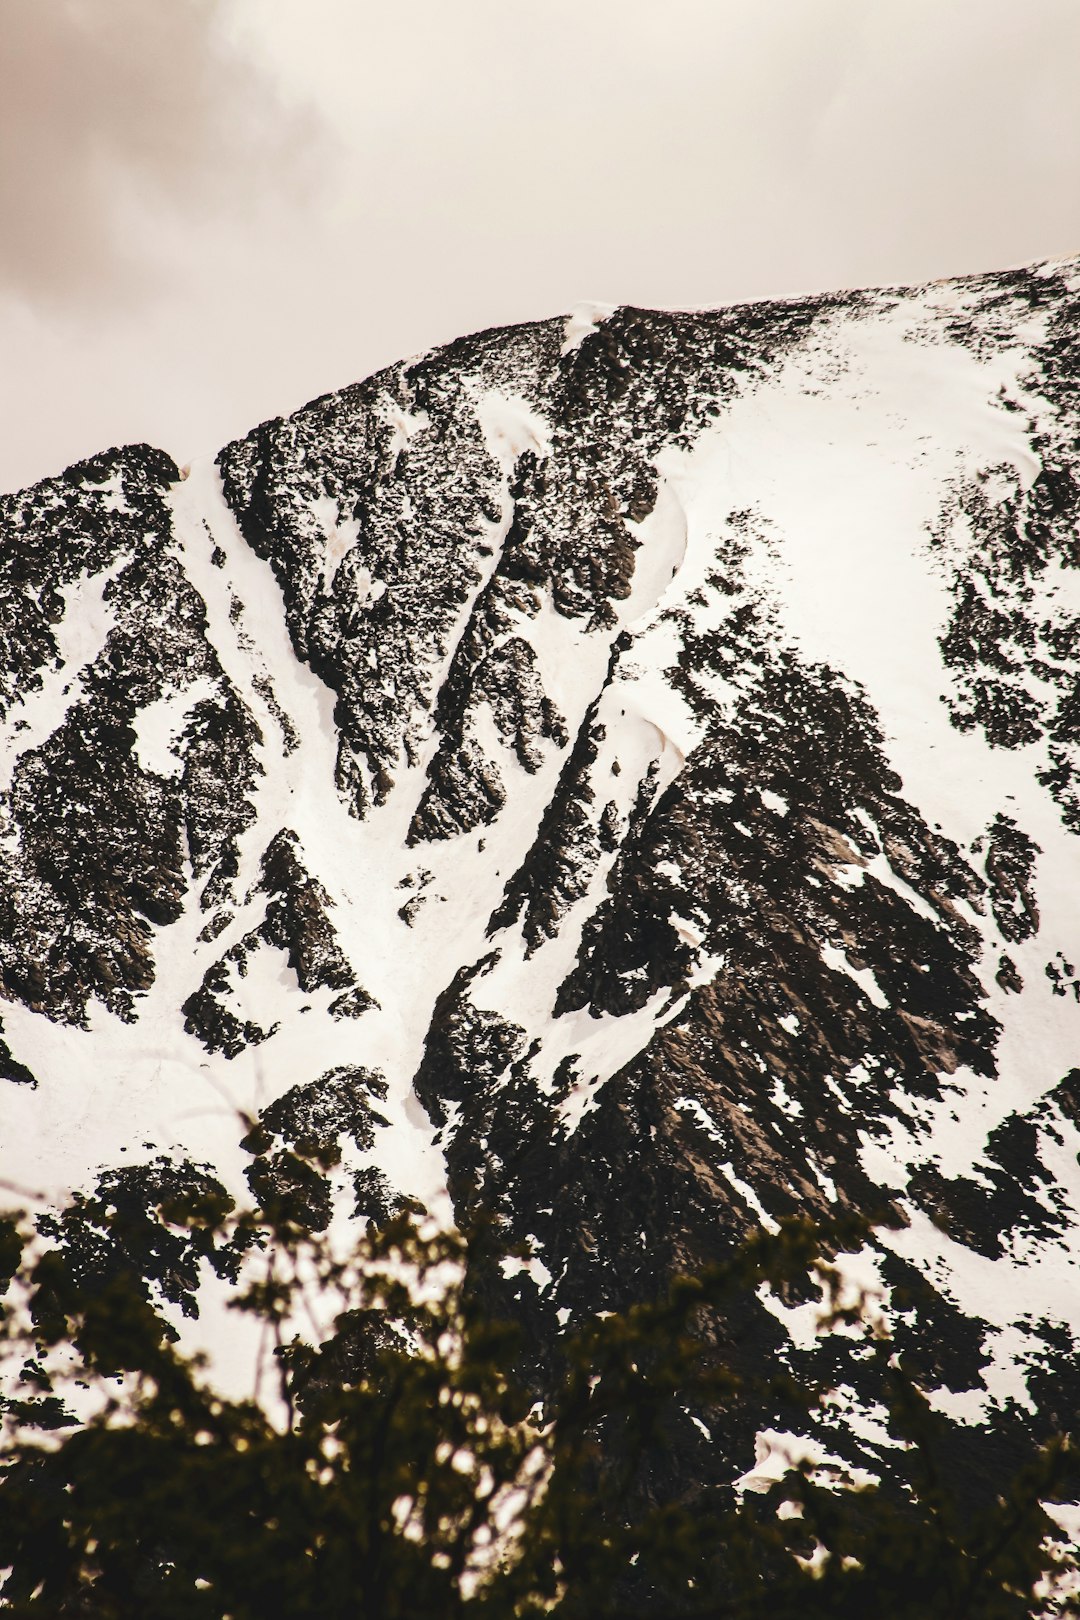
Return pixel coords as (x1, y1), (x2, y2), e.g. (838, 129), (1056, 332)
(0, 0), (317, 305)
(3, 0), (1080, 493)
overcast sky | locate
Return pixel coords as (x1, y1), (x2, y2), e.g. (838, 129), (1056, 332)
(1, 0), (1079, 492)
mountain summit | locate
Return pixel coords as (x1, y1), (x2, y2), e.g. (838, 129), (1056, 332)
(2, 258), (1080, 1502)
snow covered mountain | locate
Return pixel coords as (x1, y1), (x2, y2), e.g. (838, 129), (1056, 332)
(2, 258), (1080, 1499)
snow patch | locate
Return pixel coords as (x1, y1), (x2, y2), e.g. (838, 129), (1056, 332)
(0, 554), (126, 792)
(560, 300), (617, 357)
(133, 676), (219, 779)
(475, 390), (552, 469)
(735, 1429), (878, 1497)
(820, 942), (890, 1010)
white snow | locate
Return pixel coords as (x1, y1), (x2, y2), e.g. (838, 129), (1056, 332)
(576, 286), (1080, 1411)
(820, 942), (890, 1011)
(499, 1253), (554, 1293)
(474, 389), (552, 467)
(309, 493), (362, 591)
(735, 1428), (878, 1497)
(560, 300), (617, 357)
(378, 393), (431, 464)
(0, 554), (125, 792)
(86, 469), (129, 513)
(132, 675), (219, 779)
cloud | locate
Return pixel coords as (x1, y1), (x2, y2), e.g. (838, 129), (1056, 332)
(0, 0), (318, 306)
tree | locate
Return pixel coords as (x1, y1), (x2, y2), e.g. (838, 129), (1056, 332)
(0, 1141), (1076, 1618)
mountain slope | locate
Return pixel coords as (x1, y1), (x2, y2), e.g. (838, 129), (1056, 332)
(2, 259), (1080, 1501)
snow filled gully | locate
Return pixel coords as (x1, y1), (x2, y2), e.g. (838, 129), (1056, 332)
(646, 291), (1080, 1392)
(0, 387), (705, 1218)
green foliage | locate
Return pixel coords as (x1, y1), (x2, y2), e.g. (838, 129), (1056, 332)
(0, 1152), (1076, 1618)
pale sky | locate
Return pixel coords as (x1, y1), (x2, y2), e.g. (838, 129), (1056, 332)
(2, 0), (1079, 493)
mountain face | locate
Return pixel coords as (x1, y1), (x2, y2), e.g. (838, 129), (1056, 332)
(2, 260), (1080, 1504)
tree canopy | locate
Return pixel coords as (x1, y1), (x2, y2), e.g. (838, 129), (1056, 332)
(0, 1140), (1076, 1618)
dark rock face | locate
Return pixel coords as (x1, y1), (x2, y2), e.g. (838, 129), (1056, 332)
(0, 445), (263, 1028)
(2, 261), (1080, 1500)
(181, 829), (373, 1058)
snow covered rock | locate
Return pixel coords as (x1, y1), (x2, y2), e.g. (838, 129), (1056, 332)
(3, 257), (1080, 1496)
